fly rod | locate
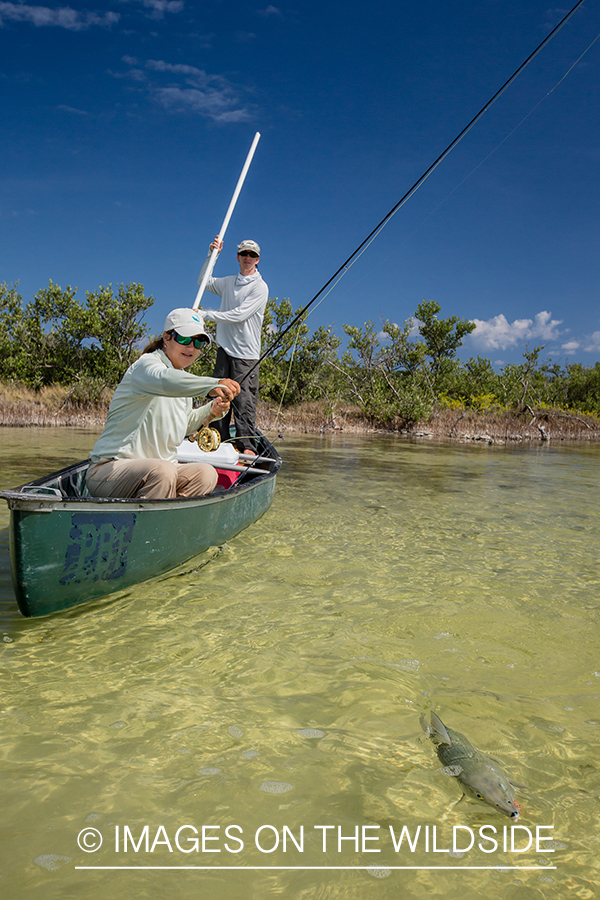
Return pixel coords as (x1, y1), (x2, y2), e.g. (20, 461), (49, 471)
(239, 0), (588, 383)
(193, 131), (261, 310)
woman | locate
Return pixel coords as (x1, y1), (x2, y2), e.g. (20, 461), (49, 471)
(86, 307), (240, 500)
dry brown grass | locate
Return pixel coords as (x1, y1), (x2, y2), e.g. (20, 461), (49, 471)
(258, 400), (600, 443)
(257, 400), (374, 434)
(0, 383), (111, 427)
(430, 406), (600, 444)
(2, 387), (599, 443)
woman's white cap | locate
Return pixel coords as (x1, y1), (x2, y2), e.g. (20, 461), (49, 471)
(163, 308), (211, 340)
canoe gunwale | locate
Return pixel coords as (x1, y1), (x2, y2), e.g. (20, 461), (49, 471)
(0, 468), (276, 511)
(1, 433), (282, 616)
(0, 435), (281, 511)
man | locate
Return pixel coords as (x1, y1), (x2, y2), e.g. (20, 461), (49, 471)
(198, 237), (269, 454)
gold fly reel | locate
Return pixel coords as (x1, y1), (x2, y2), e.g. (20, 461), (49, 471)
(196, 426), (221, 452)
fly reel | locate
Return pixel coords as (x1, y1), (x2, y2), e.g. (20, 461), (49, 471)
(196, 426), (221, 452)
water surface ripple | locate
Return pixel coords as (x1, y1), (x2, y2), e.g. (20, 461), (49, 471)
(0, 428), (598, 899)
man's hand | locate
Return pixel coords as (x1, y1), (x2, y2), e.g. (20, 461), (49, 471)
(210, 235), (224, 254)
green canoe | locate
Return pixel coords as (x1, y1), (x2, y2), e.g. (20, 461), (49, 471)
(0, 435), (281, 618)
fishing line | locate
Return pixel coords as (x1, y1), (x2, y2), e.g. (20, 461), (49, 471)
(238, 0), (589, 385)
(282, 20), (600, 331)
(355, 25), (600, 282)
(274, 324), (303, 420)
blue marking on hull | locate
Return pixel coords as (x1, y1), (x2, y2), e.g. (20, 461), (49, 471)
(61, 512), (137, 584)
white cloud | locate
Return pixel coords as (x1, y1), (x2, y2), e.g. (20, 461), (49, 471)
(189, 32), (214, 48)
(469, 310), (563, 351)
(120, 57), (253, 122)
(0, 2), (119, 29)
(258, 5), (282, 16)
(234, 30), (256, 42)
(561, 340), (580, 354)
(56, 104), (88, 115)
(117, 0), (183, 19)
(584, 331), (600, 353)
(109, 65), (146, 81)
(155, 87), (251, 122)
(0, 206), (38, 218)
(146, 59), (206, 77)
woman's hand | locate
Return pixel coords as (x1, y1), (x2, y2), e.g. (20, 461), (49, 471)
(209, 378), (240, 401)
(210, 395), (230, 419)
(210, 235), (224, 254)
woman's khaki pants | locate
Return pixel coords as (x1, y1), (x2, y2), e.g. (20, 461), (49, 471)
(86, 458), (218, 500)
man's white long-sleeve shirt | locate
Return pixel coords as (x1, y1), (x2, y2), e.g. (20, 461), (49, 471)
(199, 252), (269, 359)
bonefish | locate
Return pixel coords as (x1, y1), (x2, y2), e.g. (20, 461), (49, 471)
(423, 711), (521, 819)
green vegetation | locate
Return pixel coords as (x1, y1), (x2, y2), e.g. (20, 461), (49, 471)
(2, 280), (600, 425)
(0, 280), (153, 405)
(257, 297), (600, 425)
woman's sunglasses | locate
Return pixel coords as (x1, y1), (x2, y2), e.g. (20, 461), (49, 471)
(238, 250), (259, 258)
(170, 330), (209, 349)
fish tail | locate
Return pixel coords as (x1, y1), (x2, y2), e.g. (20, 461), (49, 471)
(429, 712), (453, 746)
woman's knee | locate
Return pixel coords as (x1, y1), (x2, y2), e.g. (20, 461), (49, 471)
(176, 462), (218, 497)
(141, 460), (178, 498)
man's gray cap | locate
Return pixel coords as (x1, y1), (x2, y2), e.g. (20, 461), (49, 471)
(237, 240), (261, 255)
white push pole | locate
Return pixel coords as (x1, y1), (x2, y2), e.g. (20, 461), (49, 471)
(193, 131), (261, 309)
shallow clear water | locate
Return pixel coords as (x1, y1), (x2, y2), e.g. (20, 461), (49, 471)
(0, 428), (599, 899)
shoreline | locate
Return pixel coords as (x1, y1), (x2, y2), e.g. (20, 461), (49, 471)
(1, 396), (599, 445)
(259, 403), (600, 445)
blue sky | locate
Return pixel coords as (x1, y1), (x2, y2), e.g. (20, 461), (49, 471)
(1, 0), (599, 367)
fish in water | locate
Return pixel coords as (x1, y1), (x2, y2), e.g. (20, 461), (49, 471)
(423, 711), (521, 819)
